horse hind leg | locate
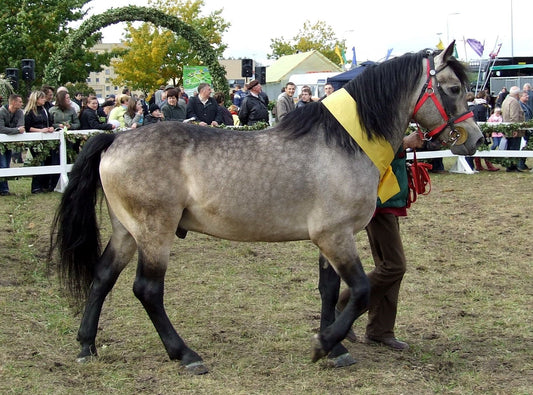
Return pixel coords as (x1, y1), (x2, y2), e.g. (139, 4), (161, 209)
(76, 219), (137, 362)
(132, 240), (207, 375)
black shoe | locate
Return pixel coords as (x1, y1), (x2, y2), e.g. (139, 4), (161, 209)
(506, 167), (523, 173)
(31, 188), (43, 194)
(364, 336), (409, 351)
(0, 191), (10, 196)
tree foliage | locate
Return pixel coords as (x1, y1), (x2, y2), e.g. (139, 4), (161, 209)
(44, 6), (228, 94)
(112, 0), (229, 92)
(268, 20), (345, 64)
(0, 0), (113, 89)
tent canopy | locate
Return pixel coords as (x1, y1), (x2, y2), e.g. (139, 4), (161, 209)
(327, 61), (377, 90)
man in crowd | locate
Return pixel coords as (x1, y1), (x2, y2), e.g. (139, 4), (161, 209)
(238, 80), (269, 126)
(322, 83), (335, 99)
(501, 86), (525, 172)
(0, 94), (25, 196)
(186, 83), (220, 126)
(275, 82), (296, 122)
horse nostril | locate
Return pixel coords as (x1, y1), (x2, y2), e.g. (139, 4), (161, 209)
(475, 136), (484, 148)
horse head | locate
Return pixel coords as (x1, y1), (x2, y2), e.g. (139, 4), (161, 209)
(411, 41), (484, 155)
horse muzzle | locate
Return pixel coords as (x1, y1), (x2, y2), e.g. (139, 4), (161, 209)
(448, 121), (484, 156)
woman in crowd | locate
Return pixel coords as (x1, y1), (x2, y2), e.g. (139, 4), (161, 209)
(24, 90), (57, 193)
(108, 94), (129, 129)
(124, 97), (144, 128)
(214, 92), (234, 126)
(79, 96), (116, 131)
(49, 90), (80, 131)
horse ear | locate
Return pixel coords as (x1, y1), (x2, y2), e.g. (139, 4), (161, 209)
(443, 40), (456, 60)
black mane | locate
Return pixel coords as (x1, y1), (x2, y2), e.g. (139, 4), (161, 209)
(281, 49), (469, 153)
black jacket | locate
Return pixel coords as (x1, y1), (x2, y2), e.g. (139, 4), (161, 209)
(239, 94), (269, 126)
(80, 109), (113, 130)
(186, 96), (221, 124)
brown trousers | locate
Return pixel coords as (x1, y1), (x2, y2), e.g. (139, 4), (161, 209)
(338, 212), (406, 339)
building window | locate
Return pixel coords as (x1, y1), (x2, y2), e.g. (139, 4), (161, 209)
(95, 78), (100, 82)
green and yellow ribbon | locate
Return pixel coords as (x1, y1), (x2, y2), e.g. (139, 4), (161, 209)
(322, 88), (399, 203)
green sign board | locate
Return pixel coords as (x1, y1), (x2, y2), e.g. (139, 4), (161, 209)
(183, 66), (212, 95)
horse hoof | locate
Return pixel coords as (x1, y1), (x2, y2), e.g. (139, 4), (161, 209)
(184, 361), (209, 375)
(76, 355), (95, 363)
(327, 352), (356, 368)
(311, 334), (327, 362)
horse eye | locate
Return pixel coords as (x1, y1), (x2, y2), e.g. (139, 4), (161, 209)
(450, 86), (461, 95)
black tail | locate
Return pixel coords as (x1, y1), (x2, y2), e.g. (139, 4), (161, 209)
(49, 133), (117, 304)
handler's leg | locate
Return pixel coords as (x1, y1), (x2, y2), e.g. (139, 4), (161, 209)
(364, 213), (408, 350)
(336, 213), (408, 350)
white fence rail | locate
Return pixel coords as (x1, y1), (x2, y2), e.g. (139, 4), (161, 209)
(0, 130), (99, 192)
(2, 130), (533, 192)
(406, 149), (533, 174)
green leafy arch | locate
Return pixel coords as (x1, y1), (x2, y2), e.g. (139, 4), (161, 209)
(44, 6), (227, 92)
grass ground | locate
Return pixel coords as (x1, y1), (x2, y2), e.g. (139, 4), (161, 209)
(0, 164), (531, 394)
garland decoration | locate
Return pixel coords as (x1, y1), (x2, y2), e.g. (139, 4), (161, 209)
(43, 6), (227, 93)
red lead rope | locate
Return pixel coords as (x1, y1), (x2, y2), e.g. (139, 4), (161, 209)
(406, 150), (432, 208)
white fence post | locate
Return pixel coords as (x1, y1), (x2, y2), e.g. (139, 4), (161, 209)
(54, 129), (70, 193)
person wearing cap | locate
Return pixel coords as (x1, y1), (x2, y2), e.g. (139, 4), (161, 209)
(238, 79), (269, 126)
(144, 103), (165, 125)
(186, 83), (221, 126)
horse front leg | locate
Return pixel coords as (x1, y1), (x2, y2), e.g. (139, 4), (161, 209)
(317, 253), (356, 367)
(133, 250), (207, 375)
(312, 234), (370, 363)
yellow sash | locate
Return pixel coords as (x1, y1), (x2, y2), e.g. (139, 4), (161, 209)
(322, 88), (399, 203)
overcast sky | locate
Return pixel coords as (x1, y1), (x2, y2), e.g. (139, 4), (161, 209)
(87, 0), (531, 65)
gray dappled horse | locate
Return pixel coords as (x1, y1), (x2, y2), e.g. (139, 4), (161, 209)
(50, 43), (483, 374)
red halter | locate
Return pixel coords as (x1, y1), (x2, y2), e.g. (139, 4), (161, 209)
(412, 56), (473, 145)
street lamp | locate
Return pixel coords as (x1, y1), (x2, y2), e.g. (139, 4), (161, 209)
(446, 12), (460, 44)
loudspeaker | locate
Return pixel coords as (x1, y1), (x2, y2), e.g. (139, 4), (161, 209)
(241, 59), (253, 77)
(255, 66), (266, 84)
(21, 59), (35, 81)
(5, 68), (19, 90)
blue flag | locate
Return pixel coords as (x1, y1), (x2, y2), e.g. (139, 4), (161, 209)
(466, 39), (484, 57)
(352, 47), (357, 68)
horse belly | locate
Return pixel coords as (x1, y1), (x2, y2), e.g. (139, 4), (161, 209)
(179, 186), (315, 242)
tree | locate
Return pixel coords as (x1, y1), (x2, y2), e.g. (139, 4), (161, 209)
(111, 24), (174, 95)
(0, 0), (113, 89)
(111, 0), (229, 92)
(268, 20), (346, 65)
